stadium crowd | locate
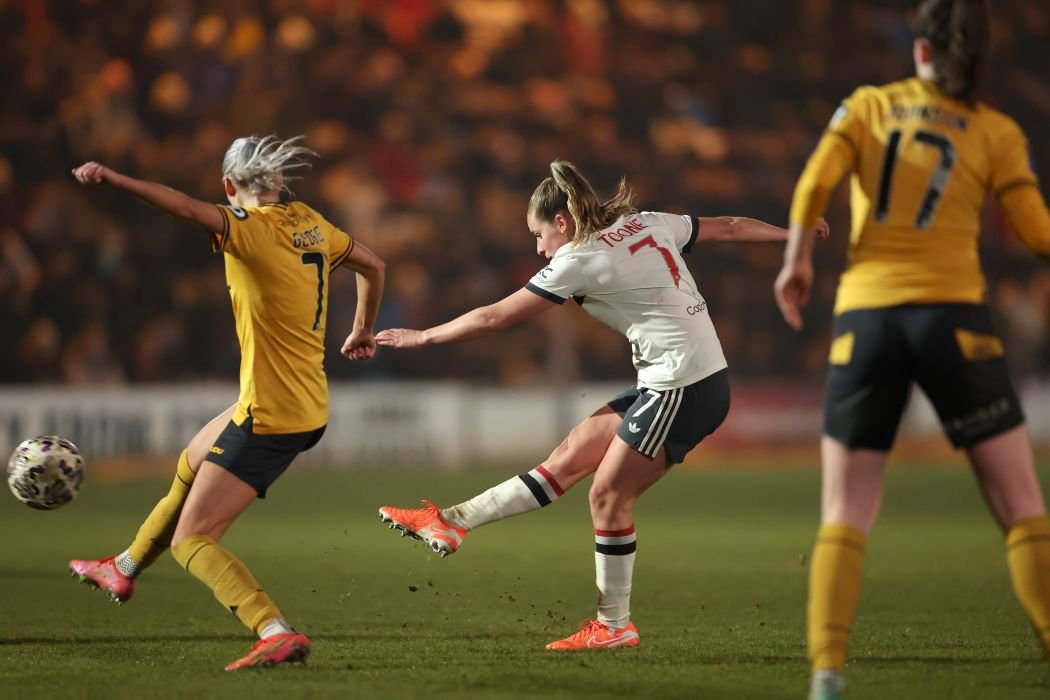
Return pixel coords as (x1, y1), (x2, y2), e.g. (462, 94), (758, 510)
(2, 0), (1049, 386)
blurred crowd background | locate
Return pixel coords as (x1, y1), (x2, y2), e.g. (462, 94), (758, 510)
(2, 0), (1049, 388)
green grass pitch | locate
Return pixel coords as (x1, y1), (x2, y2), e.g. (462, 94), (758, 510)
(1, 463), (1048, 699)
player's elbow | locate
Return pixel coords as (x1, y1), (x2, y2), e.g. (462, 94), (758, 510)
(479, 305), (510, 333)
(698, 217), (737, 242)
(365, 255), (386, 278)
(182, 199), (219, 229)
(174, 203), (198, 222)
(348, 246), (386, 278)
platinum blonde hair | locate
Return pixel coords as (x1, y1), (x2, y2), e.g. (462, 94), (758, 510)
(221, 135), (318, 195)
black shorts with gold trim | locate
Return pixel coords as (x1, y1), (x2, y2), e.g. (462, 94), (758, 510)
(824, 303), (1024, 450)
(206, 416), (325, 498)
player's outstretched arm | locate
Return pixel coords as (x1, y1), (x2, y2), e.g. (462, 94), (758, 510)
(1000, 186), (1050, 262)
(991, 124), (1050, 262)
(71, 161), (225, 232)
(338, 240), (386, 361)
(376, 287), (557, 349)
(696, 216), (829, 243)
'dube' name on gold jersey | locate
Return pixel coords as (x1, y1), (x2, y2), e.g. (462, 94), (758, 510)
(210, 202), (354, 434)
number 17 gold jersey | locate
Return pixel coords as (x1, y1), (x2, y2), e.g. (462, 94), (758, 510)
(791, 77), (1049, 314)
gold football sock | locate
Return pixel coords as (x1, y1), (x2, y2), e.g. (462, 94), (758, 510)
(123, 451), (196, 574)
(808, 523), (867, 672)
(1006, 516), (1050, 658)
(172, 534), (282, 635)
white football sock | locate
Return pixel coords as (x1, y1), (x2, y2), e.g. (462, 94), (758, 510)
(258, 617), (293, 639)
(595, 525), (637, 630)
(442, 466), (564, 530)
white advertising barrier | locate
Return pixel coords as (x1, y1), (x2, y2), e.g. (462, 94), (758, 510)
(0, 382), (630, 469)
(0, 380), (1047, 468)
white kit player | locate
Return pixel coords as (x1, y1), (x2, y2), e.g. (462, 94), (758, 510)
(376, 160), (829, 650)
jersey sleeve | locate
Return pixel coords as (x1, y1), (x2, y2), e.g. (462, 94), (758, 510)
(210, 205), (255, 256)
(642, 211), (697, 253)
(989, 119), (1050, 259)
(789, 131), (855, 229)
(990, 118), (1040, 199)
(789, 89), (870, 229)
(825, 86), (873, 161)
(321, 216), (354, 270)
(525, 253), (587, 304)
(328, 230), (354, 269)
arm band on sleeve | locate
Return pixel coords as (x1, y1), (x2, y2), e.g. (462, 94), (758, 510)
(525, 282), (566, 305)
(210, 206), (231, 253)
(682, 216), (699, 254)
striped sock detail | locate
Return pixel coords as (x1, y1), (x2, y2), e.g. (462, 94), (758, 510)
(638, 388), (683, 457)
(595, 526), (637, 556)
(518, 465), (563, 507)
(115, 550), (139, 578)
(535, 465), (564, 496)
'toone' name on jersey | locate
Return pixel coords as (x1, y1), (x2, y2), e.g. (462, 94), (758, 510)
(597, 217), (648, 248)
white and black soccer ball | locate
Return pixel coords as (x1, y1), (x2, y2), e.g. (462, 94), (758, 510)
(7, 436), (85, 510)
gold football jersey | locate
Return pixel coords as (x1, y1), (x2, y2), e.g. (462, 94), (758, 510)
(791, 78), (1048, 313)
(210, 201), (354, 434)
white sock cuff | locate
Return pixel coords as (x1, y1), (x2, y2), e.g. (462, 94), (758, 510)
(259, 617), (293, 639)
(595, 526), (637, 553)
(115, 550), (139, 578)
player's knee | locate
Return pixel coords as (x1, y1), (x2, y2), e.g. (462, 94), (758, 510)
(171, 512), (219, 548)
(549, 437), (596, 482)
(588, 481), (629, 517)
(170, 529), (189, 549)
(185, 438), (209, 470)
(548, 435), (573, 463)
(587, 481), (607, 512)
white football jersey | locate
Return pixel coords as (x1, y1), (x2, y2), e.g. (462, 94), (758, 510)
(526, 211), (727, 390)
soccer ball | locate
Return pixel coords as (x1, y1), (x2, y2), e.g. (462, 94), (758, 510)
(7, 436), (85, 510)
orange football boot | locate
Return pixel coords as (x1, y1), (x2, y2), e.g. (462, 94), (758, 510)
(378, 500), (468, 557)
(69, 556), (135, 604)
(545, 619), (640, 650)
(224, 632), (311, 671)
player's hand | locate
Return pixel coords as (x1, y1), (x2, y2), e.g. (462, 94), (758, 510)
(375, 328), (425, 349)
(341, 328), (377, 361)
(774, 259), (814, 331)
(813, 218), (830, 241)
(71, 162), (115, 186)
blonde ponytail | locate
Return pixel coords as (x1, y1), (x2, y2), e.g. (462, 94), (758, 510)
(221, 134), (318, 195)
(528, 160), (637, 247)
